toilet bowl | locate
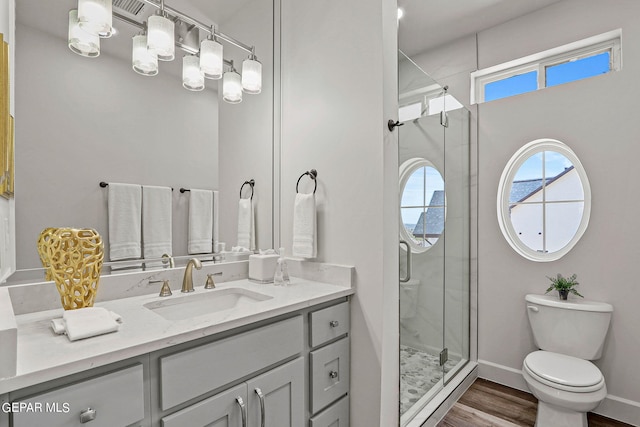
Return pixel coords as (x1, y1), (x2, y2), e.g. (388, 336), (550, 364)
(523, 295), (613, 427)
(522, 351), (607, 426)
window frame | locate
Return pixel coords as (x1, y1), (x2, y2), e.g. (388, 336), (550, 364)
(471, 29), (621, 104)
(399, 158), (446, 253)
(496, 139), (592, 262)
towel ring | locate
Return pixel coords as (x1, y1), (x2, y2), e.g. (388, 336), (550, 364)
(296, 169), (318, 194)
(240, 179), (255, 200)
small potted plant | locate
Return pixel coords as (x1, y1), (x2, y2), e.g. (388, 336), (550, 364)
(545, 273), (583, 300)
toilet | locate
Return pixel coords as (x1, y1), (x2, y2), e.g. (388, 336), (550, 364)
(523, 294), (613, 427)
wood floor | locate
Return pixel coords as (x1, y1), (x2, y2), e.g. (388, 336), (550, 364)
(437, 378), (634, 427)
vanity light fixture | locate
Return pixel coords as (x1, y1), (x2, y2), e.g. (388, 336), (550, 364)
(68, 9), (100, 58)
(223, 61), (243, 104)
(182, 55), (205, 91)
(77, 0), (113, 38)
(68, 0), (260, 103)
(147, 0), (174, 61)
(241, 50), (262, 94)
(200, 31), (224, 80)
(132, 30), (158, 76)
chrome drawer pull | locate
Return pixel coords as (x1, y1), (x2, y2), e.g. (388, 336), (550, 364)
(235, 397), (247, 427)
(79, 407), (97, 423)
(329, 370), (339, 379)
(255, 388), (265, 427)
(329, 320), (339, 328)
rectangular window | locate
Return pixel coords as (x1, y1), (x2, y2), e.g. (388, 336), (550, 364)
(545, 51), (610, 87)
(470, 29), (621, 104)
(484, 71), (538, 102)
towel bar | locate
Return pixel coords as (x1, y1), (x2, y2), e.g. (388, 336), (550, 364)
(240, 179), (255, 200)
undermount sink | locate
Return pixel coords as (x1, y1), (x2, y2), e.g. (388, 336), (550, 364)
(144, 287), (273, 321)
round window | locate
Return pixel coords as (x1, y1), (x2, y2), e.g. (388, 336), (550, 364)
(399, 158), (446, 253)
(497, 139), (591, 261)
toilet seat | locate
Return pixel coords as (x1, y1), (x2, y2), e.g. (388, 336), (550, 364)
(524, 351), (604, 393)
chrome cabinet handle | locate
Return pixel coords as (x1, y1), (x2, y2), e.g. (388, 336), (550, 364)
(255, 388), (265, 427)
(329, 320), (339, 328)
(79, 407), (96, 423)
(235, 397), (247, 427)
(399, 240), (411, 283)
(329, 370), (339, 379)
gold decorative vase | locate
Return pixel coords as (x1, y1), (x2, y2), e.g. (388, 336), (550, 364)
(38, 228), (104, 310)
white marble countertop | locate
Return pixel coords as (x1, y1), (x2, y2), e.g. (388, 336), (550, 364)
(0, 277), (354, 394)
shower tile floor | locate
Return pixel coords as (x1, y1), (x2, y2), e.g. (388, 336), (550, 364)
(400, 345), (458, 416)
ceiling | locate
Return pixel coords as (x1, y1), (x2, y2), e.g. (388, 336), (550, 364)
(398, 0), (564, 56)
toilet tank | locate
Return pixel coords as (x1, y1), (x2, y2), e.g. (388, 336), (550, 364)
(525, 294), (613, 360)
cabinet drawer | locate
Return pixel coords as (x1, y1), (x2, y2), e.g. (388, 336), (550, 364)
(160, 316), (303, 410)
(12, 364), (144, 427)
(310, 337), (350, 414)
(309, 302), (349, 348)
(310, 395), (349, 427)
(161, 383), (246, 427)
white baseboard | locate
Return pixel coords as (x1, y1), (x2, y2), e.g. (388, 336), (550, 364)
(477, 359), (640, 426)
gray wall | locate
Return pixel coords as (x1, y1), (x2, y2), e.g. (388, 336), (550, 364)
(15, 22), (218, 269)
(280, 0), (399, 425)
(412, 0), (640, 422)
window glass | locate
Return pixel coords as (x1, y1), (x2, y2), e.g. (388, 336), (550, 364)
(497, 139), (591, 261)
(484, 71), (537, 102)
(400, 159), (445, 252)
(546, 51), (610, 87)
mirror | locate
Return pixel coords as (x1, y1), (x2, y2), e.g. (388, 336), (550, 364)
(8, 0), (275, 284)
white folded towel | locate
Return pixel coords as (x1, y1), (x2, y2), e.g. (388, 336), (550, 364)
(237, 199), (255, 251)
(213, 191), (220, 253)
(292, 193), (317, 258)
(51, 307), (122, 341)
(108, 183), (142, 261)
(188, 189), (214, 254)
(142, 185), (172, 263)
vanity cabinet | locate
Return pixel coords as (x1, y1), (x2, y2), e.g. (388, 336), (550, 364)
(11, 364), (145, 427)
(163, 357), (304, 427)
(6, 296), (350, 427)
(308, 301), (350, 425)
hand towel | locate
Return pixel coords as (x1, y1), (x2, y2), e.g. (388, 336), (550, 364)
(108, 183), (142, 261)
(142, 185), (173, 264)
(237, 198), (255, 251)
(213, 190), (220, 253)
(51, 307), (123, 341)
(292, 193), (317, 258)
(188, 189), (214, 254)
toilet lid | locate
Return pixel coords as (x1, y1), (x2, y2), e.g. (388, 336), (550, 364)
(524, 351), (603, 387)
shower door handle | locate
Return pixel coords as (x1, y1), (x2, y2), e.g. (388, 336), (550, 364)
(399, 240), (411, 283)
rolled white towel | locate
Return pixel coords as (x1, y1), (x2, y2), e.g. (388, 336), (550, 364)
(51, 307), (122, 341)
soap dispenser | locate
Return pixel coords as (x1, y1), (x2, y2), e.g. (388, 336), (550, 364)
(274, 247), (291, 286)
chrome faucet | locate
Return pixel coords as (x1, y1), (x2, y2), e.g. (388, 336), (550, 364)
(182, 258), (202, 293)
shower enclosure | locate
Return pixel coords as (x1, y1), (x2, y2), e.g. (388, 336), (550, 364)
(398, 52), (470, 425)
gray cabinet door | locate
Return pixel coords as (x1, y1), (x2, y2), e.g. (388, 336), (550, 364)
(161, 384), (247, 427)
(246, 357), (304, 427)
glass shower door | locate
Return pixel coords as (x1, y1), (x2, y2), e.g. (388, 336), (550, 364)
(398, 51), (470, 425)
(398, 52), (446, 424)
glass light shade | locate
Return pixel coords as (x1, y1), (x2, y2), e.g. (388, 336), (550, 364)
(182, 55), (205, 91)
(68, 10), (100, 58)
(223, 70), (243, 104)
(77, 0), (113, 38)
(132, 34), (158, 76)
(147, 14), (175, 61)
(241, 57), (262, 94)
(199, 38), (223, 79)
